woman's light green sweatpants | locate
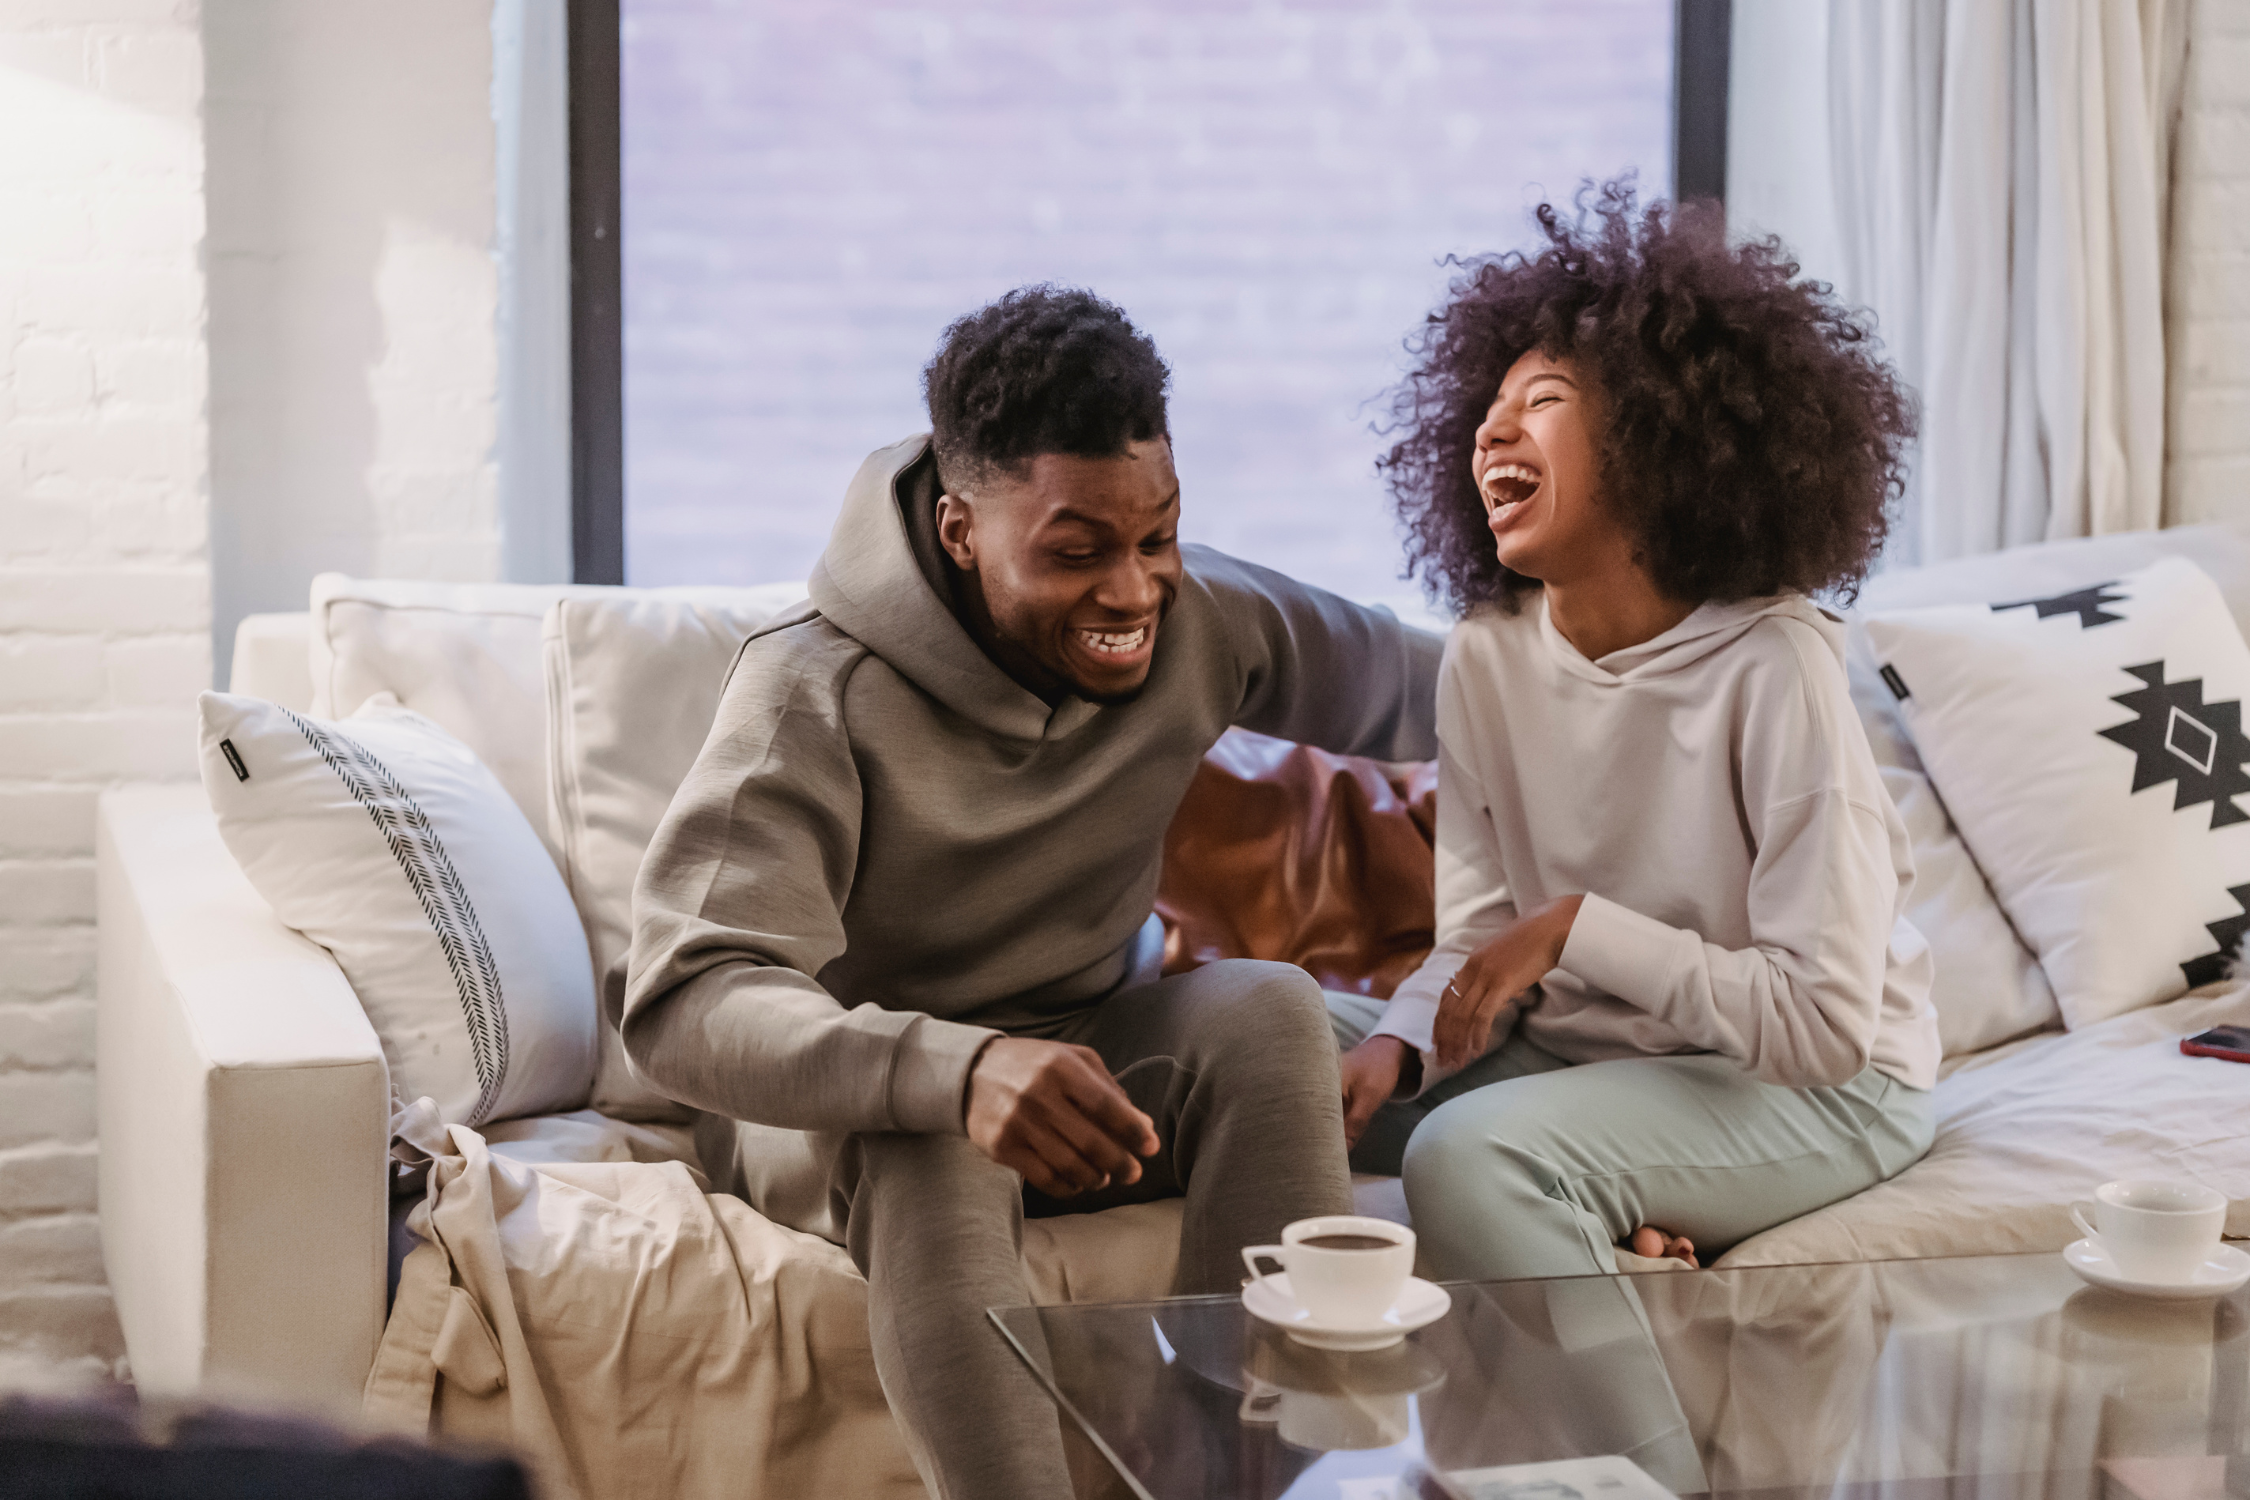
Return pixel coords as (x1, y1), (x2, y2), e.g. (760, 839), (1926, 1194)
(1326, 992), (1936, 1280)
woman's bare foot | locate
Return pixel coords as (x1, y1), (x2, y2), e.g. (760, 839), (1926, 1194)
(1629, 1225), (1699, 1267)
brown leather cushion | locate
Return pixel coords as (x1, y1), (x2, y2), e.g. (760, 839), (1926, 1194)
(1157, 729), (1438, 999)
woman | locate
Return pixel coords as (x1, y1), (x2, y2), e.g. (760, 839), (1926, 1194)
(1332, 182), (1942, 1280)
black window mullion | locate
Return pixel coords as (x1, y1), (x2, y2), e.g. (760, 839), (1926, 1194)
(568, 0), (625, 585)
(1673, 0), (1732, 207)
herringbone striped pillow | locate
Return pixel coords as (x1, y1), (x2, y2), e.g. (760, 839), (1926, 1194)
(199, 691), (599, 1131)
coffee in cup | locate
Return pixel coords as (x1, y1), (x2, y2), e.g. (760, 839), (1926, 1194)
(1242, 1215), (1415, 1324)
(2070, 1179), (2227, 1283)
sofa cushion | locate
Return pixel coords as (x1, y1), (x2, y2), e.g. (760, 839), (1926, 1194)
(542, 588), (809, 1120)
(1864, 557), (2250, 1030)
(308, 576), (809, 865)
(198, 691), (599, 1126)
(228, 612), (316, 712)
(1850, 627), (2061, 1057)
(309, 576), (596, 860)
(1719, 983), (2250, 1266)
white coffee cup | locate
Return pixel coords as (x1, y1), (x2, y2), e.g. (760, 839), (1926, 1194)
(2070, 1179), (2226, 1284)
(1241, 1215), (1415, 1325)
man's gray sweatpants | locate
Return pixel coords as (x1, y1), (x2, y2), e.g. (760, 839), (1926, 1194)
(705, 958), (1353, 1500)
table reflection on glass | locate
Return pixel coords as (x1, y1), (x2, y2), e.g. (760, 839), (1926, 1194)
(990, 1252), (2250, 1500)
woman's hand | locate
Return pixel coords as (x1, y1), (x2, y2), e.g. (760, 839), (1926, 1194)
(1433, 895), (1583, 1072)
(1339, 1035), (1410, 1148)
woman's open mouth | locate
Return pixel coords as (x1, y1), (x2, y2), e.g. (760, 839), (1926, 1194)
(1481, 461), (1541, 513)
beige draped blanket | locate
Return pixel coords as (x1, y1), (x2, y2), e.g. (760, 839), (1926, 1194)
(364, 1110), (1181, 1499)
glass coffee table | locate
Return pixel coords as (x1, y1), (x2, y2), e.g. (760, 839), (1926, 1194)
(992, 1252), (2250, 1500)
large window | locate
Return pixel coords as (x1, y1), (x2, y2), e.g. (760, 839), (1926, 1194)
(607, 1), (1685, 607)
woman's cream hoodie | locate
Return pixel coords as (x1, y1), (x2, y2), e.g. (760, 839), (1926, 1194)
(1373, 590), (1942, 1094)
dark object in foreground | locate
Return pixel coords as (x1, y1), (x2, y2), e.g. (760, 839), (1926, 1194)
(0, 1389), (529, 1500)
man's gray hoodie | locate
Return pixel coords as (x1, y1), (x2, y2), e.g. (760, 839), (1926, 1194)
(623, 435), (1443, 1137)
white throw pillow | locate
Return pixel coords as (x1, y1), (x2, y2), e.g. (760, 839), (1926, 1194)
(1846, 523), (2250, 1055)
(1862, 557), (2250, 1029)
(199, 690), (599, 1126)
(543, 588), (807, 1121)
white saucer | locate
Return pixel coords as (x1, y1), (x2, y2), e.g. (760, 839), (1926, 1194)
(2063, 1238), (2250, 1300)
(1240, 1273), (1452, 1350)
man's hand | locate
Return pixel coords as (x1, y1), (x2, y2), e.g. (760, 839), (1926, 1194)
(1433, 895), (1582, 1072)
(965, 1038), (1159, 1198)
(1339, 1035), (1408, 1148)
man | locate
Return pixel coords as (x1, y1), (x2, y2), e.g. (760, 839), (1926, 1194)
(625, 286), (1440, 1498)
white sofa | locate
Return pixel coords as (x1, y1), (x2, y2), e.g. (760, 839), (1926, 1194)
(95, 533), (2250, 1495)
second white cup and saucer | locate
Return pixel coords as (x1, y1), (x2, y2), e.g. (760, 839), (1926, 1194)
(1240, 1214), (1452, 1351)
(2063, 1178), (2250, 1301)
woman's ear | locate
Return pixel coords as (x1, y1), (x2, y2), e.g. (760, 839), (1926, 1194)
(935, 492), (978, 571)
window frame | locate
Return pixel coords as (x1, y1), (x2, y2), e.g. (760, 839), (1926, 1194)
(567, 0), (624, 584)
(566, 1), (1730, 585)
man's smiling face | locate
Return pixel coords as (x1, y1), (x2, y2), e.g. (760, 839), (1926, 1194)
(935, 438), (1183, 705)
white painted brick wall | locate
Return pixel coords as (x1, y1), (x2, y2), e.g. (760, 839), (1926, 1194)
(0, 0), (209, 1373)
(2167, 0), (2250, 526)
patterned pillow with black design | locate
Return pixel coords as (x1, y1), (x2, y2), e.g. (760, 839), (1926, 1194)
(198, 691), (599, 1128)
(1862, 556), (2250, 1030)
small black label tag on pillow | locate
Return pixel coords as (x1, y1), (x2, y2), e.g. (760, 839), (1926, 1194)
(218, 738), (249, 782)
(1879, 664), (1910, 701)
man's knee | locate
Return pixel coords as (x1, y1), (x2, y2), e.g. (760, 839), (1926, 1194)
(853, 1131), (1015, 1202)
(1191, 959), (1335, 1067)
(1323, 986), (1388, 1052)
(843, 1132), (1022, 1270)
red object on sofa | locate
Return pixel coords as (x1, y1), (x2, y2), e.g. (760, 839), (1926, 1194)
(1156, 728), (1439, 999)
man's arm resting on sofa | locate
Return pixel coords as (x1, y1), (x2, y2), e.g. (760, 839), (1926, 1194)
(97, 785), (389, 1418)
(1191, 547), (1445, 764)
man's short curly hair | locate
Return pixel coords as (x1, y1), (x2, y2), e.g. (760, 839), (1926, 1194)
(923, 285), (1171, 490)
(1383, 180), (1915, 615)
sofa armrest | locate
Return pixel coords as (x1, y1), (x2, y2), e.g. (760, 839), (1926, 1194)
(96, 785), (390, 1417)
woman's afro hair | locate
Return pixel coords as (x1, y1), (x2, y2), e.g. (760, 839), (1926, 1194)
(1382, 179), (1916, 615)
(923, 285), (1170, 489)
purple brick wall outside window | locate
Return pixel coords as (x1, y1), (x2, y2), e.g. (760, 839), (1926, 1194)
(621, 0), (1673, 610)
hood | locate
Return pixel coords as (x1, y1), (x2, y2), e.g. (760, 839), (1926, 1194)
(808, 434), (1105, 742)
(1541, 590), (1843, 685)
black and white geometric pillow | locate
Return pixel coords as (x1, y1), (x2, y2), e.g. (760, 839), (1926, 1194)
(1863, 557), (2250, 1029)
(199, 691), (599, 1127)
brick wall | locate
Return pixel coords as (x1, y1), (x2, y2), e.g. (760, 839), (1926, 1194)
(0, 0), (210, 1373)
(2167, 0), (2250, 527)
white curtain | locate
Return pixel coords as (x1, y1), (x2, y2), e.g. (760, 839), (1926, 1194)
(1828, 0), (2188, 566)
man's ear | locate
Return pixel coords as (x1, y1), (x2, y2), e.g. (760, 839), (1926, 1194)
(935, 493), (977, 572)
